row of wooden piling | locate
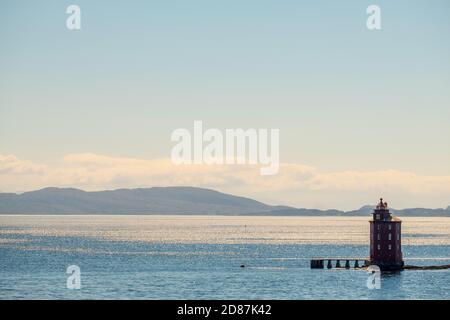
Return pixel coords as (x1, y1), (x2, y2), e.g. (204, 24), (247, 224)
(310, 259), (369, 269)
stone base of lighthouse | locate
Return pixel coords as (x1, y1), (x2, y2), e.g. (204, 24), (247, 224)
(370, 260), (404, 271)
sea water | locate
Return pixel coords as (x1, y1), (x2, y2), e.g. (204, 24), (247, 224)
(0, 215), (449, 299)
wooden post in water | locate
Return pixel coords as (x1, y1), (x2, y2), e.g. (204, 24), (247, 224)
(311, 259), (325, 269)
(327, 260), (332, 269)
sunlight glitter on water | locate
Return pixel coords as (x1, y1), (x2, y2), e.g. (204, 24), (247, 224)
(0, 215), (449, 245)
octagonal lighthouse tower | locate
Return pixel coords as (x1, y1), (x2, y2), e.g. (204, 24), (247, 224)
(369, 198), (404, 271)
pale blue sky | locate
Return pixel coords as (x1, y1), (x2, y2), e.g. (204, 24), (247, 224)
(1, 1), (450, 207)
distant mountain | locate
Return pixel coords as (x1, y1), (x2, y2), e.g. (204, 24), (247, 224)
(252, 206), (450, 217)
(0, 187), (275, 215)
(0, 187), (449, 216)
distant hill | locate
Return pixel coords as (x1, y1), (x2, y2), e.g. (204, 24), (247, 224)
(0, 187), (449, 216)
(0, 187), (278, 215)
(255, 207), (450, 217)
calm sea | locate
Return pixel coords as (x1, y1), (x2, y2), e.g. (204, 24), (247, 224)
(0, 215), (449, 300)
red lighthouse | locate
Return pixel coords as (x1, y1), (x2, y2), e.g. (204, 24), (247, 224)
(369, 198), (404, 271)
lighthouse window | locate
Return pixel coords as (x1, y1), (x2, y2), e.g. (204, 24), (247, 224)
(377, 233), (380, 240)
(388, 233), (392, 240)
(377, 225), (380, 231)
(388, 245), (392, 250)
(376, 214), (380, 220)
(388, 225), (392, 230)
(377, 245), (381, 250)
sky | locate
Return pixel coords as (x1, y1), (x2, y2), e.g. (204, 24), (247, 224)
(1, 0), (450, 210)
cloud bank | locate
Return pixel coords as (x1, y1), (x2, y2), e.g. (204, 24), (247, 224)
(1, 153), (450, 210)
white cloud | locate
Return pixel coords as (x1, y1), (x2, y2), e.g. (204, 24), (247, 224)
(1, 153), (450, 209)
(0, 154), (46, 175)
